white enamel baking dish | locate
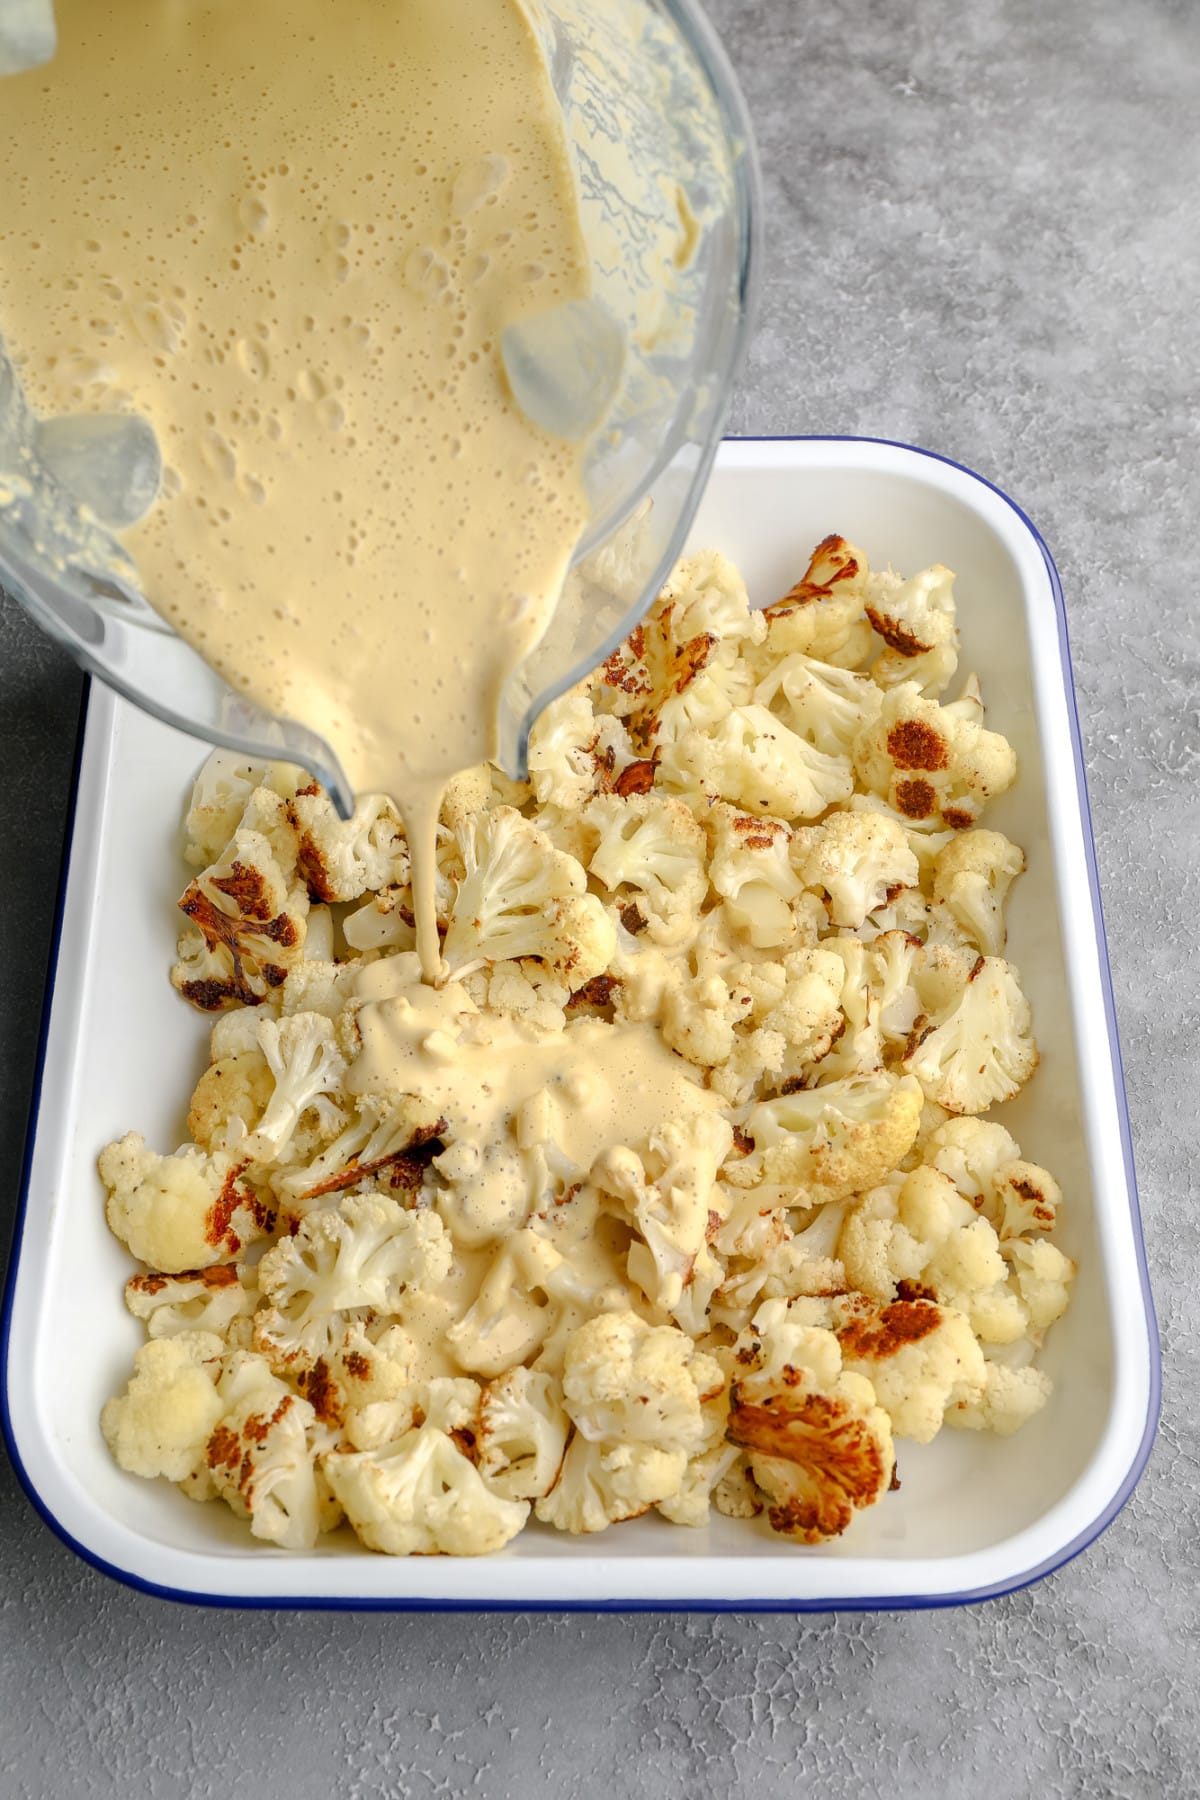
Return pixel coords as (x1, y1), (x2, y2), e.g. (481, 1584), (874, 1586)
(2, 438), (1159, 1610)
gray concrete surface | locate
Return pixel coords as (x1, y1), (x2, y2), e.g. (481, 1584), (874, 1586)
(1, 0), (1195, 1794)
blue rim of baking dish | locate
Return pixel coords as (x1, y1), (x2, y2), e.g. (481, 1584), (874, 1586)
(0, 436), (1161, 1612)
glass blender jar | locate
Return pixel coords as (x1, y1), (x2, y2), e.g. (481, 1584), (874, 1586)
(0, 0), (760, 815)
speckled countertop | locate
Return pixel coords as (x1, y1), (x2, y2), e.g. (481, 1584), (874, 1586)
(1, 1), (1196, 1794)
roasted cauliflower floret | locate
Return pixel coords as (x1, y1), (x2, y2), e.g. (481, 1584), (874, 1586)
(442, 805), (615, 986)
(187, 1048), (273, 1153)
(172, 825), (310, 1011)
(324, 1385), (529, 1556)
(124, 1263), (257, 1343)
(839, 1165), (1074, 1347)
(754, 652), (883, 757)
(477, 1366), (570, 1502)
(795, 809), (920, 929)
(205, 1352), (339, 1549)
(866, 563), (959, 697)
(101, 1331), (226, 1482)
(759, 535), (869, 662)
(726, 1297), (894, 1542)
(100, 1133), (271, 1272)
(705, 803), (803, 950)
(823, 1292), (986, 1443)
(852, 680), (1016, 830)
(931, 830), (1025, 957)
(660, 703), (854, 821)
(254, 1196), (452, 1373)
(726, 1074), (924, 1206)
(903, 951), (1038, 1114)
(287, 786), (408, 903)
(584, 793), (708, 946)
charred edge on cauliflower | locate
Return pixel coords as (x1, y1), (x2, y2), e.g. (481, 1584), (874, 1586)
(865, 606), (933, 657)
(833, 1298), (944, 1358)
(613, 759), (658, 798)
(205, 1165), (269, 1253)
(295, 1358), (342, 1426)
(567, 974), (619, 1015)
(769, 534), (860, 613)
(941, 808), (974, 831)
(726, 1386), (890, 1541)
(127, 1264), (243, 1297)
(178, 882), (297, 1009)
(301, 1117), (449, 1200)
(619, 901), (648, 936)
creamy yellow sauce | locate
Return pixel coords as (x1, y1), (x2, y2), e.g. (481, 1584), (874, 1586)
(0, 0), (593, 979)
(346, 956), (724, 1378)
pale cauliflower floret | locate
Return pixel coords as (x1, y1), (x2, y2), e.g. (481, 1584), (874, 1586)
(472, 960), (571, 1034)
(583, 793), (707, 946)
(726, 1296), (894, 1542)
(439, 764), (496, 830)
(754, 653), (883, 757)
(478, 1367), (570, 1502)
(1005, 1237), (1075, 1335)
(342, 887), (416, 954)
(246, 1011), (348, 1165)
(852, 680), (1017, 830)
(527, 685), (603, 809)
(591, 1113), (733, 1322)
(444, 1228), (566, 1377)
(442, 806), (615, 986)
(711, 947), (845, 1104)
(705, 803), (802, 950)
(535, 1435), (688, 1534)
(124, 1263), (257, 1342)
(100, 1133), (269, 1272)
(659, 970), (739, 1070)
(825, 1292), (986, 1443)
(100, 1331), (225, 1482)
(805, 938), (883, 1084)
(206, 1352), (339, 1548)
(254, 1197), (452, 1372)
(535, 1310), (723, 1534)
(838, 1166), (1028, 1344)
(866, 563), (960, 697)
(758, 535), (869, 662)
(325, 1400), (529, 1556)
(560, 1309), (723, 1450)
(924, 1117), (1062, 1238)
(796, 809), (920, 929)
(183, 750), (274, 868)
(660, 703), (854, 821)
(187, 1048), (273, 1153)
(931, 830), (1025, 956)
(286, 786), (408, 903)
(279, 958), (361, 1021)
(904, 951), (1038, 1114)
(727, 1073), (924, 1206)
(655, 1435), (745, 1528)
(947, 1358), (1054, 1435)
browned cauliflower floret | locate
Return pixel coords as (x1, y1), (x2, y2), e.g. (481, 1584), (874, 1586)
(866, 563), (959, 697)
(287, 785), (409, 903)
(759, 535), (870, 663)
(852, 680), (1016, 830)
(902, 948), (1038, 1114)
(100, 1133), (272, 1272)
(172, 826), (310, 1011)
(725, 1073), (924, 1206)
(726, 1297), (895, 1542)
